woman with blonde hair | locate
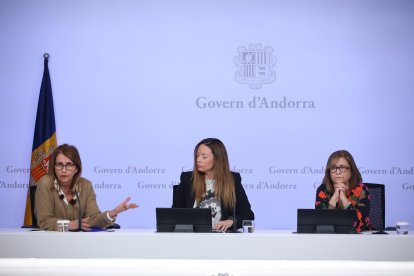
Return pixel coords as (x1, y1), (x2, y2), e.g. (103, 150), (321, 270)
(173, 138), (254, 232)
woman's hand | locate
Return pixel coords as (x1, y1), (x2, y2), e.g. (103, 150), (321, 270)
(213, 219), (234, 232)
(329, 187), (341, 207)
(109, 197), (139, 218)
(335, 183), (349, 206)
(330, 182), (349, 208)
(69, 217), (90, 231)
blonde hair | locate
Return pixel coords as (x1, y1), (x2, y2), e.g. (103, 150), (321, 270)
(192, 138), (235, 208)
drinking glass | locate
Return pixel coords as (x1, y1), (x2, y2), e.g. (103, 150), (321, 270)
(242, 220), (254, 233)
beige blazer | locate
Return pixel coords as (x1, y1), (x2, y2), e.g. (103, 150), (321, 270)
(35, 175), (113, 230)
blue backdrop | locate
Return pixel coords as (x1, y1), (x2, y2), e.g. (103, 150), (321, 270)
(1, 0), (413, 229)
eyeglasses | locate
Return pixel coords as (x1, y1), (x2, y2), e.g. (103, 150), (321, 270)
(330, 166), (350, 173)
(55, 163), (76, 171)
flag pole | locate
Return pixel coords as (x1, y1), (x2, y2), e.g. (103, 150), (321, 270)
(22, 52), (57, 228)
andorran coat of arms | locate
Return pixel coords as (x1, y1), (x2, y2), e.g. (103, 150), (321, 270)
(234, 43), (277, 89)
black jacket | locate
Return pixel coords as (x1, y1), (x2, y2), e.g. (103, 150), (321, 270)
(172, 171), (254, 229)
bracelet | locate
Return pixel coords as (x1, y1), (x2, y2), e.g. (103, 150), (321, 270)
(107, 211), (117, 222)
(344, 202), (352, 209)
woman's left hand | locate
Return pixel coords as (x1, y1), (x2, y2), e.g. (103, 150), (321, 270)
(213, 219), (234, 232)
(335, 183), (349, 205)
(110, 197), (139, 217)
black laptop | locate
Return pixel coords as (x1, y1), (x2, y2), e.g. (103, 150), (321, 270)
(297, 209), (357, 234)
(156, 208), (212, 233)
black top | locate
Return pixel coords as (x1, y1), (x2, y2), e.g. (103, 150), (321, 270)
(172, 171), (254, 229)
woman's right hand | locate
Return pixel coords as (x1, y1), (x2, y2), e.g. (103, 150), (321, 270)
(69, 217), (90, 231)
(329, 187), (340, 207)
(330, 182), (349, 207)
(329, 183), (345, 206)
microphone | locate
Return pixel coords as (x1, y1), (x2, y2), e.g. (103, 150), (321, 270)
(73, 189), (82, 232)
(59, 193), (76, 205)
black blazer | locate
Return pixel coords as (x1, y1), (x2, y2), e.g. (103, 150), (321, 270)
(172, 171), (254, 229)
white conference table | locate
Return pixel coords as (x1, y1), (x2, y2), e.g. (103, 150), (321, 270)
(1, 229), (414, 276)
(1, 228), (413, 261)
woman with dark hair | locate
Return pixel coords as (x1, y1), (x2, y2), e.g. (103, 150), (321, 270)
(35, 144), (138, 231)
(172, 138), (254, 232)
(315, 150), (371, 232)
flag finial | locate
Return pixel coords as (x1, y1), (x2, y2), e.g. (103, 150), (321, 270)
(43, 53), (49, 60)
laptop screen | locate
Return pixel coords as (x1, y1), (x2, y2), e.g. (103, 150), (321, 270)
(156, 208), (212, 233)
(297, 209), (357, 234)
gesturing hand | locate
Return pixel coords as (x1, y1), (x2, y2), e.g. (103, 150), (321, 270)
(110, 197), (138, 218)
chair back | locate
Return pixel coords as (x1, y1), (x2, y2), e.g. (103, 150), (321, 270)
(364, 183), (385, 231)
(172, 185), (180, 206)
(22, 186), (38, 228)
(30, 185), (38, 227)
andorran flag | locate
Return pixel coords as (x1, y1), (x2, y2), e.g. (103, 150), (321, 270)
(23, 54), (57, 227)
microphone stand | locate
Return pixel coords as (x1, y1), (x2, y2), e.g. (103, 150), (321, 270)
(228, 191), (240, 233)
(73, 189), (82, 232)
